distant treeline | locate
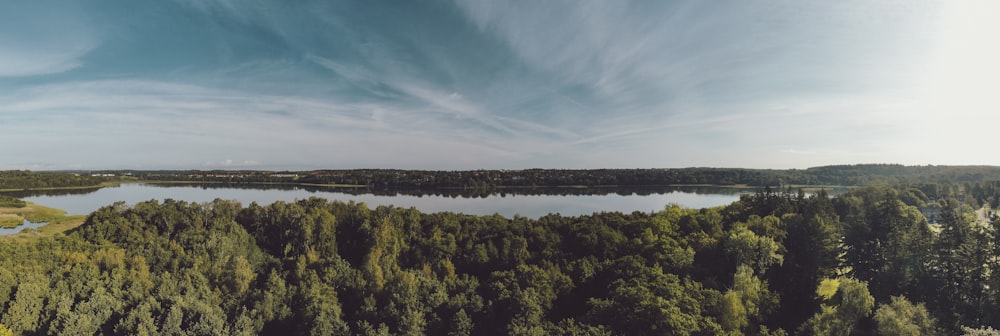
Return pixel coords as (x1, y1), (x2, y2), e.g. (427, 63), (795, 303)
(12, 164), (1000, 192)
(128, 164), (1000, 189)
(0, 171), (112, 190)
(140, 182), (753, 198)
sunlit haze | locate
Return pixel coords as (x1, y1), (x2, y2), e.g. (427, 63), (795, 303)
(2, 1), (997, 170)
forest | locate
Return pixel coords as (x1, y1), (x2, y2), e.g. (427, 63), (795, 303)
(9, 164), (1000, 192)
(2, 182), (1000, 335)
(131, 164), (1000, 189)
(0, 171), (113, 191)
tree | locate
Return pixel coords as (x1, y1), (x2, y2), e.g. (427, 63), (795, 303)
(724, 224), (783, 274)
(228, 256), (255, 295)
(586, 258), (719, 336)
(929, 199), (989, 329)
(838, 188), (933, 301)
(299, 272), (350, 336)
(874, 296), (940, 336)
(0, 276), (47, 334)
(448, 309), (474, 336)
(770, 212), (842, 330)
(721, 265), (777, 333)
(799, 278), (874, 336)
(720, 290), (748, 332)
(115, 299), (161, 335)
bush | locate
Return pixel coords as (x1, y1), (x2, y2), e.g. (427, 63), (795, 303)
(0, 195), (26, 208)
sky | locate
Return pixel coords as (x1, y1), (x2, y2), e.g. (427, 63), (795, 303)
(1, 0), (999, 170)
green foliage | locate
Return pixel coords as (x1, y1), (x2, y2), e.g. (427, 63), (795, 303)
(0, 215), (21, 229)
(0, 274), (47, 334)
(927, 199), (990, 329)
(720, 290), (748, 332)
(874, 296), (940, 336)
(799, 277), (875, 336)
(3, 182), (1000, 335)
(964, 326), (1000, 336)
(838, 186), (934, 303)
(724, 224), (783, 274)
(816, 278), (841, 301)
(0, 170), (112, 190)
(0, 196), (25, 208)
(720, 265), (779, 333)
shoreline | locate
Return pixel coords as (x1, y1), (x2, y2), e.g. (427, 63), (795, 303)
(0, 180), (119, 192)
(0, 182), (853, 240)
(0, 179), (854, 193)
(0, 202), (86, 242)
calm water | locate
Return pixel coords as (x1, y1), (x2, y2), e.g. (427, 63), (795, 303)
(0, 220), (48, 235)
(14, 183), (762, 218)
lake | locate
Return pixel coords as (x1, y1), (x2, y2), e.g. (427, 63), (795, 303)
(9, 183), (777, 219)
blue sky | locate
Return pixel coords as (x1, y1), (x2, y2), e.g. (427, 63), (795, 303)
(2, 0), (998, 170)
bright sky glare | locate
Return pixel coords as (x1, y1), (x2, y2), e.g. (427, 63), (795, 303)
(1, 1), (998, 170)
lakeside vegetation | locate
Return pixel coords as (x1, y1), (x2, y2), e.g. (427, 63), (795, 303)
(0, 171), (115, 192)
(0, 196), (25, 209)
(0, 202), (86, 240)
(0, 215), (21, 229)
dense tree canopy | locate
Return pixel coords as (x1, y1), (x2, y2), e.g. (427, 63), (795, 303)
(1, 182), (1000, 334)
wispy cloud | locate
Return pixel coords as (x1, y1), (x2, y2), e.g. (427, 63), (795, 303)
(0, 44), (95, 78)
(0, 79), (543, 169)
(1, 1), (991, 169)
(0, 2), (99, 77)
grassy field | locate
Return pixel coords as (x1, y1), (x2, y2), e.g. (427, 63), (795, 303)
(0, 202), (86, 242)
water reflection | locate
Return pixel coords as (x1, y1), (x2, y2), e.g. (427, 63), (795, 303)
(1, 187), (103, 198)
(118, 182), (764, 197)
(4, 183), (848, 219)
